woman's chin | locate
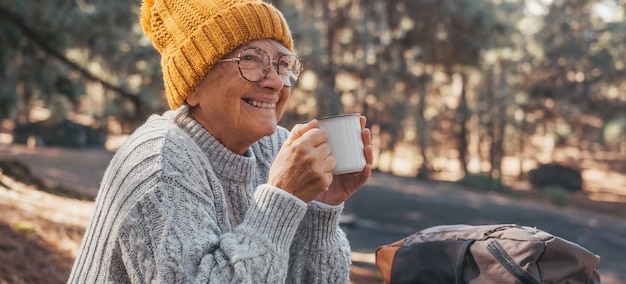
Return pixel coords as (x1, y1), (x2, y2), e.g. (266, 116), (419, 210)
(257, 124), (277, 136)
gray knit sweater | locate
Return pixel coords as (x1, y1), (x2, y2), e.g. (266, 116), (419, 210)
(68, 105), (351, 283)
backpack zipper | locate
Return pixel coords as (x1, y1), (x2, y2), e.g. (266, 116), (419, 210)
(487, 241), (540, 284)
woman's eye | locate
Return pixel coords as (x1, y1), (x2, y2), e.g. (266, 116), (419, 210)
(279, 60), (290, 68)
(240, 55), (257, 62)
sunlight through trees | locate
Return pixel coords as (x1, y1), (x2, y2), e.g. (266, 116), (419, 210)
(1, 0), (625, 192)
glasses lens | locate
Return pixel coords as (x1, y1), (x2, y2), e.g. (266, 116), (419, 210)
(238, 48), (269, 82)
(235, 48), (302, 87)
(277, 55), (302, 87)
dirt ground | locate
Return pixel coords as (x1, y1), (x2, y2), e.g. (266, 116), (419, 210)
(1, 143), (625, 283)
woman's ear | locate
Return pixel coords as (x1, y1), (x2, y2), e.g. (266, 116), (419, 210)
(187, 69), (213, 107)
(186, 88), (199, 107)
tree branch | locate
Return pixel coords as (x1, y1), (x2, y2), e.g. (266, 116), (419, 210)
(0, 6), (144, 117)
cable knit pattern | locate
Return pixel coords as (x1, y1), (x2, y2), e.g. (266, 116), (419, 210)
(68, 104), (351, 283)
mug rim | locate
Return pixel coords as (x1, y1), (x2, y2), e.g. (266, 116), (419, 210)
(317, 113), (360, 121)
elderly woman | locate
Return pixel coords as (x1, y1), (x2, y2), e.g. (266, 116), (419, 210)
(68, 0), (373, 283)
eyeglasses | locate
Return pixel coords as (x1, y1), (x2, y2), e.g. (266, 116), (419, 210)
(219, 47), (303, 87)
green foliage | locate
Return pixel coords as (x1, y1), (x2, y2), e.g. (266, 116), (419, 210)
(0, 0), (624, 182)
(457, 173), (512, 193)
(13, 221), (37, 235)
(538, 185), (570, 207)
(603, 116), (626, 144)
(529, 0), (626, 124)
(0, 0), (164, 126)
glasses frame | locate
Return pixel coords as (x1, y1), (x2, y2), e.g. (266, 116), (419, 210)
(218, 47), (303, 87)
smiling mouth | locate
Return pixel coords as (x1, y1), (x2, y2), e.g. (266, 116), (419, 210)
(244, 99), (276, 109)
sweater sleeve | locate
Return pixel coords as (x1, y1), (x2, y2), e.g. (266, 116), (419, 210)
(117, 176), (308, 283)
(286, 203), (352, 283)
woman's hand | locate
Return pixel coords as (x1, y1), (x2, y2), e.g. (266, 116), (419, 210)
(315, 116), (373, 205)
(268, 120), (336, 202)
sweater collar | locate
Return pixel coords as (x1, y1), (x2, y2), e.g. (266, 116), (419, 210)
(166, 104), (255, 183)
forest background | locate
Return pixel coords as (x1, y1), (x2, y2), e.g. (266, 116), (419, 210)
(1, 0), (625, 199)
(1, 0), (626, 283)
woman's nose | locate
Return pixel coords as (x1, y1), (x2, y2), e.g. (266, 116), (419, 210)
(259, 60), (285, 90)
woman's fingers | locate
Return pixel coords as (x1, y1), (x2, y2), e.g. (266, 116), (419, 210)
(269, 121), (336, 202)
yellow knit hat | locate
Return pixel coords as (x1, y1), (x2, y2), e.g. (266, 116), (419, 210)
(141, 0), (294, 109)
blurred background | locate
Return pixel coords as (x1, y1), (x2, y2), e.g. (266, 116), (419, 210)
(1, 0), (625, 194)
(0, 0), (625, 282)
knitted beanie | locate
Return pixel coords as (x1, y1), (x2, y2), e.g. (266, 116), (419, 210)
(141, 0), (294, 109)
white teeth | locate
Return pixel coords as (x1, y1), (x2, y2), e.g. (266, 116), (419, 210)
(247, 99), (276, 109)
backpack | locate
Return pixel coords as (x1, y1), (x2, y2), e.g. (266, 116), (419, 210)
(375, 224), (601, 284)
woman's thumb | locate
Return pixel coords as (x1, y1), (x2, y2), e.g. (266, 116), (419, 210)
(289, 119), (319, 140)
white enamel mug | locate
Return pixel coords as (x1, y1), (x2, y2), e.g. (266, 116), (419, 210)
(318, 113), (366, 175)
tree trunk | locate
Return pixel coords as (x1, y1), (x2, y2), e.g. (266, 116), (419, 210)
(416, 77), (430, 179)
(485, 65), (495, 178)
(457, 72), (470, 178)
(316, 0), (342, 117)
(517, 109), (528, 181)
(17, 81), (31, 125)
(492, 61), (509, 189)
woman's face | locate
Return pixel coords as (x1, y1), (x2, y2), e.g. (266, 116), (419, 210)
(186, 39), (293, 155)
